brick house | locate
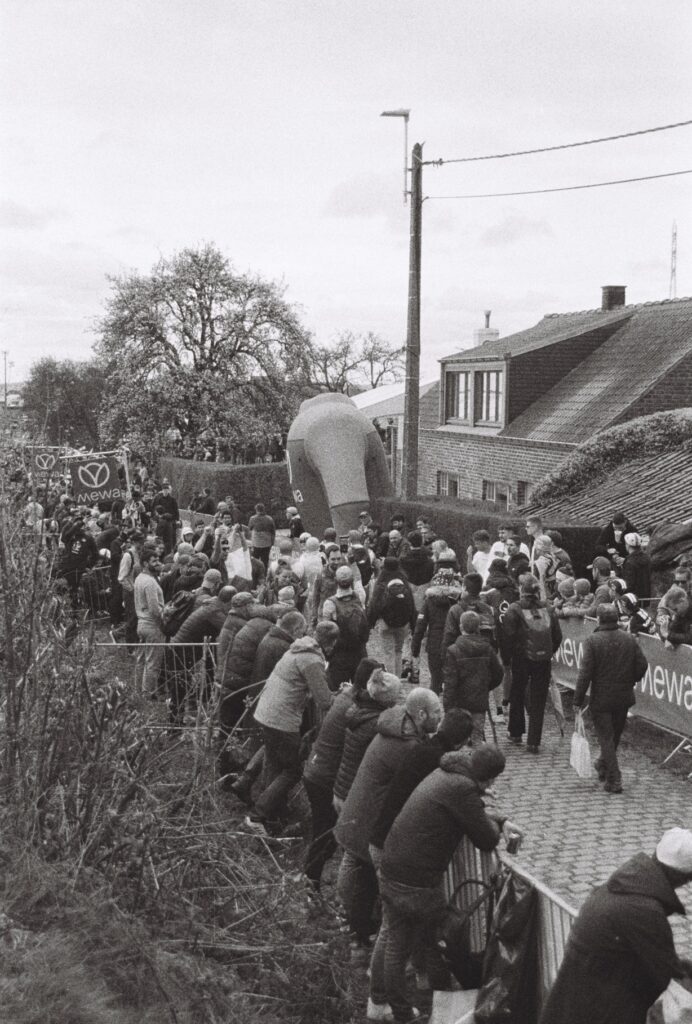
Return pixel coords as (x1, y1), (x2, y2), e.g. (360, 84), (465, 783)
(418, 288), (692, 509)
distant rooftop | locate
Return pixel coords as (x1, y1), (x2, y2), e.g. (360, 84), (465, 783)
(352, 378), (438, 419)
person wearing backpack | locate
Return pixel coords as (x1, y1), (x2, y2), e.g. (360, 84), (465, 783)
(322, 566), (370, 690)
(501, 574), (562, 752)
(368, 558), (417, 676)
(442, 610), (504, 743)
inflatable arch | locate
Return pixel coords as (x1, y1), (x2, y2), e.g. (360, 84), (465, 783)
(286, 392), (394, 536)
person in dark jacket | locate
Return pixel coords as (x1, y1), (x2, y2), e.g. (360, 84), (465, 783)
(540, 828), (692, 1024)
(302, 658), (384, 890)
(367, 559), (416, 676)
(335, 689), (442, 959)
(622, 531), (652, 600)
(371, 745), (522, 1023)
(574, 603), (648, 792)
(411, 559), (463, 694)
(442, 611), (504, 742)
(321, 566), (370, 689)
(217, 594), (276, 735)
(399, 532), (435, 611)
(501, 574), (562, 752)
(594, 510), (637, 567)
(482, 559), (520, 721)
(168, 586), (235, 723)
(153, 482), (180, 524)
(441, 572), (496, 650)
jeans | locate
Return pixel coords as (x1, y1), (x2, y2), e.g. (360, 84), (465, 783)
(374, 874), (448, 1022)
(592, 707), (628, 785)
(251, 546), (271, 568)
(509, 657), (551, 746)
(470, 711), (487, 744)
(135, 623), (165, 696)
(167, 645), (199, 723)
(379, 623), (410, 677)
(303, 778), (338, 888)
(336, 849), (379, 942)
(123, 589), (138, 644)
(253, 726), (302, 823)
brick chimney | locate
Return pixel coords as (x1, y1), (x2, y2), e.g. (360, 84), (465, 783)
(473, 310), (500, 346)
(601, 285), (626, 311)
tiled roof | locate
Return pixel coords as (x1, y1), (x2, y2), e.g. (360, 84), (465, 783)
(503, 298), (692, 443)
(522, 446), (692, 527)
(442, 306), (634, 362)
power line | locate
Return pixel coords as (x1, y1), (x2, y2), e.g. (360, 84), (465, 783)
(427, 118), (692, 166)
(426, 168), (692, 200)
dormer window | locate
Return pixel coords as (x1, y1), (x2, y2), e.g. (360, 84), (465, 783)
(444, 371), (470, 422)
(475, 370), (503, 424)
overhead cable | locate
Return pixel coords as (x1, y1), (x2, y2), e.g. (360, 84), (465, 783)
(427, 119), (692, 166)
(426, 168), (692, 200)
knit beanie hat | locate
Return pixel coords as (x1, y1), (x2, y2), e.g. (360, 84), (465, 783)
(574, 578), (592, 598)
(557, 579), (576, 599)
(367, 668), (402, 706)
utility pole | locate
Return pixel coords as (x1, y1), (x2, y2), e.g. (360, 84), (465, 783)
(402, 142), (423, 500)
(670, 221), (678, 299)
(1, 350), (8, 411)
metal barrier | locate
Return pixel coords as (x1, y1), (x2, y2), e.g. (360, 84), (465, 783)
(446, 838), (578, 1003)
(79, 564), (112, 617)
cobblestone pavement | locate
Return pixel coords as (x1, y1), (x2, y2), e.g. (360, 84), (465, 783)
(368, 627), (692, 957)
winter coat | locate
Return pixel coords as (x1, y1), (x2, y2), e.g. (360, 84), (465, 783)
(332, 695), (385, 801)
(216, 605), (274, 686)
(311, 566), (338, 626)
(441, 595), (496, 651)
(442, 634), (504, 713)
(595, 519), (637, 562)
(370, 735), (449, 851)
(500, 594), (562, 664)
(574, 622), (648, 710)
(399, 547), (435, 586)
(668, 604), (692, 647)
(539, 853), (686, 1024)
(367, 578), (417, 631)
(482, 570), (519, 610)
(381, 751), (502, 889)
(171, 596), (229, 646)
(303, 690), (354, 792)
(334, 705), (422, 862)
(222, 617), (275, 691)
(251, 625), (295, 685)
(253, 635), (333, 734)
(623, 549), (652, 600)
(410, 584), (463, 671)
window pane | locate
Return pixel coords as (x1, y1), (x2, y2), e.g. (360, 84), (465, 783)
(445, 373), (458, 420)
(450, 476), (459, 497)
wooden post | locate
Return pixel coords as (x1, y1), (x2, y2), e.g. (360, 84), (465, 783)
(402, 142), (423, 500)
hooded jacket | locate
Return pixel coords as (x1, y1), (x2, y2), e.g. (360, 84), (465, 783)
(500, 593), (562, 663)
(442, 634), (504, 713)
(411, 584), (463, 666)
(222, 616), (276, 691)
(574, 621), (648, 710)
(399, 546), (435, 586)
(253, 635), (333, 733)
(539, 853), (686, 1024)
(441, 595), (496, 651)
(303, 689), (354, 791)
(370, 733), (451, 851)
(332, 694), (386, 801)
(171, 596), (229, 646)
(381, 751), (502, 889)
(216, 604), (275, 686)
(251, 624), (295, 685)
(334, 705), (422, 861)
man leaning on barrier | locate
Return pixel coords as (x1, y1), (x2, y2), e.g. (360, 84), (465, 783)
(540, 828), (692, 1024)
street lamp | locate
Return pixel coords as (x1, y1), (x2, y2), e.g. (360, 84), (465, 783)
(380, 109), (410, 204)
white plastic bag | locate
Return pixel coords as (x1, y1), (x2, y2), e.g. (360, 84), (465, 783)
(648, 979), (692, 1024)
(569, 710), (594, 780)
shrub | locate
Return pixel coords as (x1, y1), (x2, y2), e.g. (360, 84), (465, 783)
(371, 495), (600, 577)
(159, 457), (293, 521)
(530, 409), (692, 505)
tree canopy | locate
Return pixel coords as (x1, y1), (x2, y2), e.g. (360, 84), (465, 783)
(22, 358), (106, 448)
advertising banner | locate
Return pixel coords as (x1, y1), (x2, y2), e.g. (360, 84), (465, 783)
(31, 447), (61, 475)
(553, 619), (692, 739)
(69, 455), (125, 506)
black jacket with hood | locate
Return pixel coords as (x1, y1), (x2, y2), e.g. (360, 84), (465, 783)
(539, 853), (686, 1024)
(411, 580), (463, 669)
(500, 592), (562, 663)
(442, 634), (504, 713)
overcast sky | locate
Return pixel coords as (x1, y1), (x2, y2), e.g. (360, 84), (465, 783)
(1, 0), (691, 383)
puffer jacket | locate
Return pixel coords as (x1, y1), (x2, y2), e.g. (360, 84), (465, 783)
(332, 695), (385, 801)
(381, 750), (502, 889)
(216, 605), (275, 686)
(334, 704), (422, 861)
(222, 615), (276, 692)
(442, 634), (504, 713)
(252, 624), (295, 685)
(539, 853), (686, 1024)
(574, 622), (648, 710)
(171, 596), (229, 646)
(254, 635), (333, 733)
(411, 584), (463, 669)
(303, 689), (354, 791)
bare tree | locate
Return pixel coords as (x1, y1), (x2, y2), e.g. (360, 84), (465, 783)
(306, 331), (405, 394)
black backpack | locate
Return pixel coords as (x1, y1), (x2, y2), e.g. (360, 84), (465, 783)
(333, 595), (369, 646)
(351, 546), (374, 586)
(381, 580), (413, 628)
(162, 590), (196, 637)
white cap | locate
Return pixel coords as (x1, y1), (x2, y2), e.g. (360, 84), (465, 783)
(656, 828), (692, 872)
(624, 532), (642, 547)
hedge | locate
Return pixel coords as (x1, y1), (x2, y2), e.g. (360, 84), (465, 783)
(370, 495), (600, 579)
(159, 457), (292, 522)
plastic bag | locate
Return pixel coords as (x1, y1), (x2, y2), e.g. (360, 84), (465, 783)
(648, 979), (692, 1023)
(474, 872), (539, 1024)
(570, 710), (594, 780)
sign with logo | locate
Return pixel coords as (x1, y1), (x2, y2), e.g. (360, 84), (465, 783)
(70, 456), (124, 506)
(553, 619), (692, 739)
(32, 447), (59, 473)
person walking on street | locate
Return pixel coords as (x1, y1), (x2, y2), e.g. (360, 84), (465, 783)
(573, 603), (648, 793)
(540, 828), (692, 1024)
(501, 574), (562, 752)
(442, 610), (504, 743)
(367, 557), (416, 676)
(411, 554), (462, 694)
(321, 566), (370, 690)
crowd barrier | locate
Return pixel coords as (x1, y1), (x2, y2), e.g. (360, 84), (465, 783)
(553, 618), (692, 742)
(446, 838), (577, 1007)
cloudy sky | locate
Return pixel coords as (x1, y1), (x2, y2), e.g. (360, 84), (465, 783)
(1, 0), (690, 382)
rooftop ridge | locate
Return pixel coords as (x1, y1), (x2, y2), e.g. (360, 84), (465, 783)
(543, 294), (692, 319)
